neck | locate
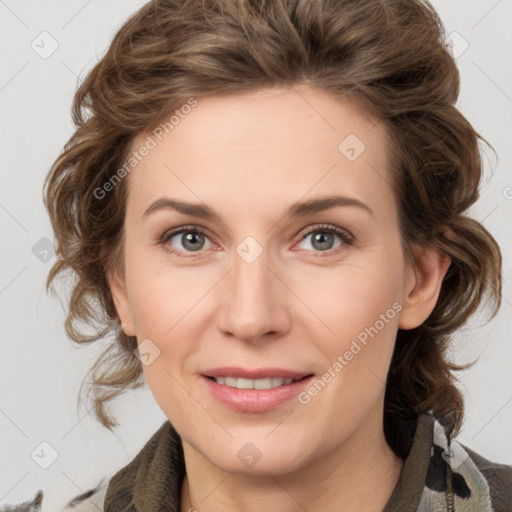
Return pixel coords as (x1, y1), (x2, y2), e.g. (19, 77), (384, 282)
(180, 406), (404, 512)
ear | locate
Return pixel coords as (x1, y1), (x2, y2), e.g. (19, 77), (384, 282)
(107, 267), (136, 336)
(398, 244), (451, 330)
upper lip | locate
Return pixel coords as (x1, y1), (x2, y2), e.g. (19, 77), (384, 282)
(202, 367), (313, 380)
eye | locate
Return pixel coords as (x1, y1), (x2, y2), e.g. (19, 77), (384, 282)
(294, 224), (353, 255)
(159, 223), (353, 258)
(161, 225), (214, 256)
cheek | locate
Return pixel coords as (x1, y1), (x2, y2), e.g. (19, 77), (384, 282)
(293, 255), (404, 339)
(124, 252), (218, 391)
(296, 274), (402, 421)
(127, 270), (204, 370)
(125, 243), (213, 335)
(290, 248), (405, 395)
(128, 270), (201, 423)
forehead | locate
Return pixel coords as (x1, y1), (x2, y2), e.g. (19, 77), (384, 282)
(125, 86), (393, 218)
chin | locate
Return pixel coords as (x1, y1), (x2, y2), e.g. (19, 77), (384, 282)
(217, 446), (309, 476)
(187, 427), (315, 476)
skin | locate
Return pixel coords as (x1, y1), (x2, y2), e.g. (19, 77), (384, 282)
(109, 85), (450, 512)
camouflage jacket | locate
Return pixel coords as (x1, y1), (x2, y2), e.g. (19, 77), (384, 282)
(2, 411), (511, 511)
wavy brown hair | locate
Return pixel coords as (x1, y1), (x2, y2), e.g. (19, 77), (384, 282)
(44, 0), (501, 457)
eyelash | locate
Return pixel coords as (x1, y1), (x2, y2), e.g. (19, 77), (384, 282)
(159, 223), (354, 258)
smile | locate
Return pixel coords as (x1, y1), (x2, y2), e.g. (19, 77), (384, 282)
(201, 372), (314, 412)
(208, 376), (301, 389)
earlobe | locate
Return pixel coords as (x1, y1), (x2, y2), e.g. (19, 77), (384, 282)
(398, 245), (451, 330)
(107, 268), (136, 336)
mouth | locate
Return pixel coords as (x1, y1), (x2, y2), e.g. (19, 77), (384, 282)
(204, 375), (312, 390)
(200, 368), (315, 412)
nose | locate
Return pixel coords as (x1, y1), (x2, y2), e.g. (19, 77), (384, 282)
(216, 242), (291, 342)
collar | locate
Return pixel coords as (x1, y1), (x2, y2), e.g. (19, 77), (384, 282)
(104, 420), (185, 511)
(104, 411), (484, 512)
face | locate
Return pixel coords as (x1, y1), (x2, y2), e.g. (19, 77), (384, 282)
(109, 85), (447, 476)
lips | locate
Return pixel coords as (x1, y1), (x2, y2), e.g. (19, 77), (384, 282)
(200, 366), (315, 412)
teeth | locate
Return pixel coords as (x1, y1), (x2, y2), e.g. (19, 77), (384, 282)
(212, 376), (295, 389)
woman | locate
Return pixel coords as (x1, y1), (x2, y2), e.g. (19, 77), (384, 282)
(3, 0), (511, 511)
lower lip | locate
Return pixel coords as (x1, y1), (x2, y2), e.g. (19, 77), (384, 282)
(201, 375), (314, 412)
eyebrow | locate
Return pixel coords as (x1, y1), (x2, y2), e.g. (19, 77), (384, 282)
(142, 194), (374, 221)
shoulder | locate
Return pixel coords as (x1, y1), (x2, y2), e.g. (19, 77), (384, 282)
(412, 413), (512, 512)
(462, 444), (512, 512)
(0, 477), (109, 512)
(431, 418), (512, 512)
(1, 421), (175, 512)
(61, 477), (109, 511)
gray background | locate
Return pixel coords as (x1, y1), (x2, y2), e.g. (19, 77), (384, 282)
(1, 1), (511, 509)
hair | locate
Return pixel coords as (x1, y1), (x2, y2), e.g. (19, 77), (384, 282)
(44, 0), (501, 458)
